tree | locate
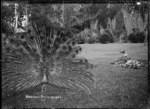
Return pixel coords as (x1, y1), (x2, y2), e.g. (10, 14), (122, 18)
(122, 2), (148, 35)
(2, 2), (29, 33)
(2, 2), (15, 33)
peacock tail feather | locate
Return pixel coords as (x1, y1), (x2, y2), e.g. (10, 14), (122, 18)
(2, 23), (95, 97)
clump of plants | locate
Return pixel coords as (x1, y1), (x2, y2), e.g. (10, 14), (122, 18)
(98, 33), (110, 44)
(128, 28), (145, 43)
(128, 33), (138, 43)
(136, 32), (145, 43)
(111, 56), (147, 70)
(76, 29), (99, 44)
(119, 32), (127, 43)
(88, 36), (96, 44)
(98, 29), (115, 44)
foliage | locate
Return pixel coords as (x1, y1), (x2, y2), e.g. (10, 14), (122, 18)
(2, 2), (31, 33)
(73, 4), (123, 30)
(128, 31), (145, 43)
(107, 4), (123, 20)
(114, 11), (124, 32)
(113, 30), (123, 39)
(123, 2), (149, 22)
(2, 2), (15, 33)
(3, 2), (147, 44)
(111, 55), (147, 70)
(73, 4), (123, 44)
(136, 32), (145, 43)
(1, 3), (125, 36)
(87, 35), (97, 44)
(29, 4), (61, 28)
(98, 33), (110, 44)
(76, 28), (100, 44)
(105, 29), (115, 43)
(128, 33), (138, 43)
(76, 28), (91, 44)
(119, 33), (127, 43)
(88, 38), (96, 44)
(29, 4), (89, 34)
(96, 4), (122, 29)
(97, 29), (116, 44)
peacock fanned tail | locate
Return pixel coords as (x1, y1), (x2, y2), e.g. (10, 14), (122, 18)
(2, 23), (95, 96)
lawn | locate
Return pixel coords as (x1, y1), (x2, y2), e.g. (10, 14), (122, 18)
(2, 43), (148, 108)
(77, 43), (148, 108)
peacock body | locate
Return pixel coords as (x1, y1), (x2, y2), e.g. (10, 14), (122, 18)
(2, 23), (95, 97)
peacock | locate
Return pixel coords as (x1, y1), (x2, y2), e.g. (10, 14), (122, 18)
(2, 22), (95, 98)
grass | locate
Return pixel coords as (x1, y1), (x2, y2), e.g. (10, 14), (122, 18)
(77, 43), (148, 108)
(2, 43), (148, 108)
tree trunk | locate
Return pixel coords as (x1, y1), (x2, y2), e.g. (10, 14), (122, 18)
(26, 4), (28, 31)
(14, 3), (18, 32)
(144, 29), (148, 46)
(61, 4), (66, 28)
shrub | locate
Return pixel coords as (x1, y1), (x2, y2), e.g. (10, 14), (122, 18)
(128, 33), (138, 43)
(128, 32), (145, 43)
(97, 29), (116, 44)
(136, 32), (145, 43)
(88, 36), (96, 44)
(77, 36), (85, 44)
(109, 35), (115, 43)
(104, 29), (116, 43)
(99, 33), (110, 44)
(76, 29), (90, 44)
(76, 29), (99, 44)
(113, 30), (123, 39)
(87, 31), (99, 44)
(119, 33), (127, 43)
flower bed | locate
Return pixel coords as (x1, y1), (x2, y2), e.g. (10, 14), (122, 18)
(111, 56), (147, 70)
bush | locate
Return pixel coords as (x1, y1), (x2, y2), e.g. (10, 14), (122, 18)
(128, 32), (145, 43)
(97, 29), (116, 44)
(99, 33), (110, 44)
(77, 35), (85, 44)
(113, 30), (123, 39)
(76, 29), (90, 44)
(119, 33), (127, 43)
(88, 36), (96, 44)
(109, 36), (115, 43)
(136, 32), (145, 43)
(104, 29), (116, 43)
(76, 29), (99, 44)
(87, 31), (99, 44)
(128, 33), (138, 43)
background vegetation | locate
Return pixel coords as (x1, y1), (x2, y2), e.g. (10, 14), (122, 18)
(2, 2), (149, 44)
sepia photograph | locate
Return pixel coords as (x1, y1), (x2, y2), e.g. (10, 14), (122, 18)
(1, 0), (149, 108)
